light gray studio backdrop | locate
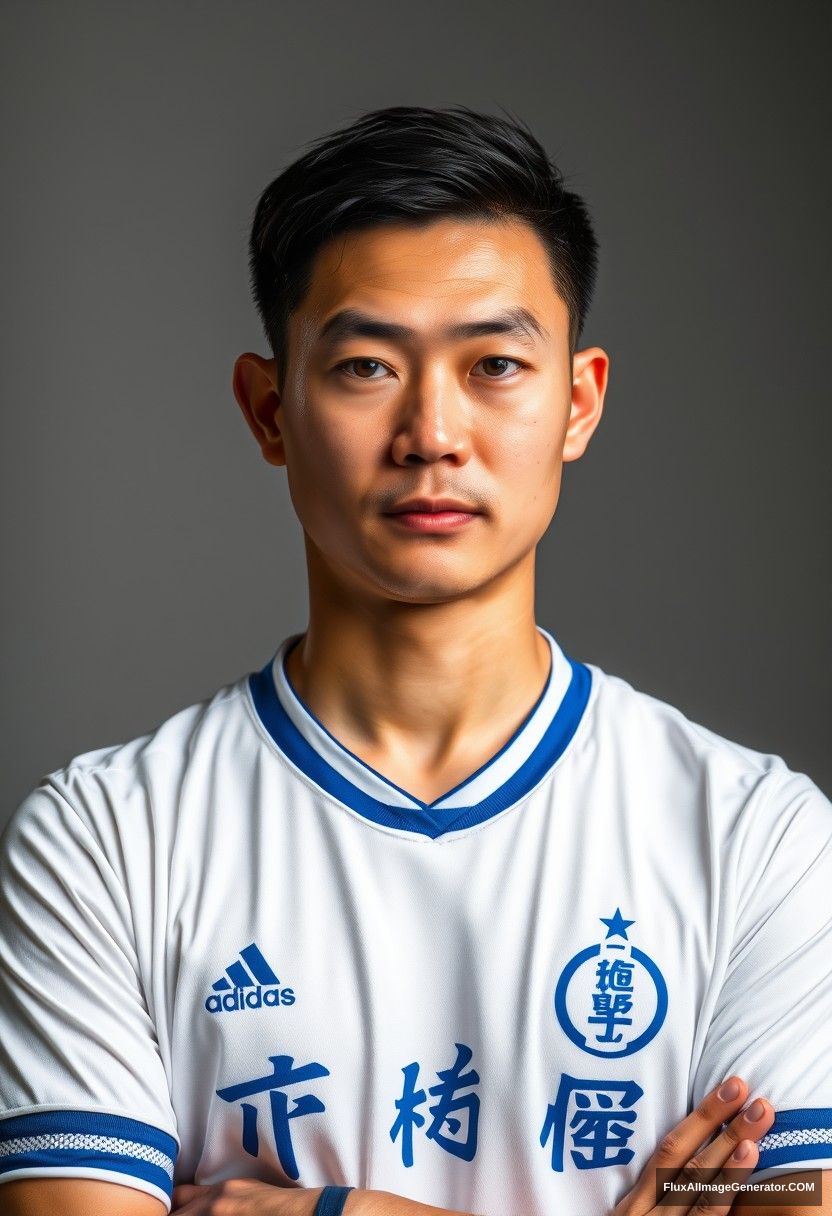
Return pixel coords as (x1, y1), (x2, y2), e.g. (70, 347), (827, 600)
(2, 1), (830, 824)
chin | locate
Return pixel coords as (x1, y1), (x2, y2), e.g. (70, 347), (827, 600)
(365, 562), (496, 604)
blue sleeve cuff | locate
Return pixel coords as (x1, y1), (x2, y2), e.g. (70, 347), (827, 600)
(0, 1109), (177, 1203)
(755, 1108), (832, 1172)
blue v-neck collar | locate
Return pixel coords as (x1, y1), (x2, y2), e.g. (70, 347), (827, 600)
(248, 627), (592, 839)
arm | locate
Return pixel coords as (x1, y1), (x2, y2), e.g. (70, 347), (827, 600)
(351, 1196), (474, 1215)
(169, 1182), (480, 1214)
(13, 1080), (793, 1216)
(688, 770), (832, 1196)
(0, 782), (179, 1209)
(8, 1171), (828, 1216)
(2, 1179), (477, 1216)
(1, 1178), (167, 1215)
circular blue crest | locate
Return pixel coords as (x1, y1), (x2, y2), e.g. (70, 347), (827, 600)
(554, 943), (668, 1058)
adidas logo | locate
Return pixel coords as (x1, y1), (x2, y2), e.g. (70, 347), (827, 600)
(205, 942), (296, 1014)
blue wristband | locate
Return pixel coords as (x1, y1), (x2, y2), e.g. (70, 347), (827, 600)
(314, 1185), (355, 1216)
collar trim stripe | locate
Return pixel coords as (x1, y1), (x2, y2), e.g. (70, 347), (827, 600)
(248, 636), (592, 838)
(272, 629), (572, 811)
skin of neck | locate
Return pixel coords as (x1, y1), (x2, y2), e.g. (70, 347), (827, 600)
(284, 536), (552, 797)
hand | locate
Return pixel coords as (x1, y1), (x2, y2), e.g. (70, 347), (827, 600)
(171, 1179), (325, 1215)
(611, 1074), (775, 1215)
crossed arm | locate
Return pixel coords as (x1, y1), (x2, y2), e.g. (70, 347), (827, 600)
(0, 1178), (468, 1215)
(3, 1170), (831, 1216)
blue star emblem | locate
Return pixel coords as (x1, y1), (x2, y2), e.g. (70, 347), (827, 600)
(600, 908), (635, 941)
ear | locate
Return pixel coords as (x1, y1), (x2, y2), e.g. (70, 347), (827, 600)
(562, 346), (610, 462)
(232, 352), (286, 467)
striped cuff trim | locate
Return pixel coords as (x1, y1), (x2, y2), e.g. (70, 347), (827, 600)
(757, 1108), (832, 1171)
(0, 1111), (177, 1196)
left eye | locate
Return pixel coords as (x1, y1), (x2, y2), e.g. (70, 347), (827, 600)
(474, 356), (524, 378)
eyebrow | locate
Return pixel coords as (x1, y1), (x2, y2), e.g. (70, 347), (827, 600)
(316, 305), (551, 349)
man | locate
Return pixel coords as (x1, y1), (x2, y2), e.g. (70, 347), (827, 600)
(1, 106), (829, 1216)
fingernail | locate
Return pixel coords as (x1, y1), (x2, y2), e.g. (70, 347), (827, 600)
(744, 1100), (766, 1122)
(732, 1140), (752, 1161)
(718, 1078), (741, 1101)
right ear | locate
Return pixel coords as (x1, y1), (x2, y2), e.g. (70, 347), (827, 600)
(232, 352), (286, 466)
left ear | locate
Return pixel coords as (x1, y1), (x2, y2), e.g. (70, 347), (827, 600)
(562, 346), (609, 462)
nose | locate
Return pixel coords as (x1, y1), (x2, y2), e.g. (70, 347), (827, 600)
(389, 369), (473, 467)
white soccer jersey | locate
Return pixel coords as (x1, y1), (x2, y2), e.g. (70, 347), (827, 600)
(1, 627), (831, 1215)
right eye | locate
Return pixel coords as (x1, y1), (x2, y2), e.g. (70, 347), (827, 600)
(334, 359), (393, 380)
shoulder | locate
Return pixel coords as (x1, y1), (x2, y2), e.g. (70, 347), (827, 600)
(586, 659), (781, 771)
(1, 669), (256, 884)
(582, 658), (831, 844)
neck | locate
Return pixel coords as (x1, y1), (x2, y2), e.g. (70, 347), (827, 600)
(284, 546), (551, 795)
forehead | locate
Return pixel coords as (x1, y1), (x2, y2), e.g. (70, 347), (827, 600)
(294, 216), (568, 345)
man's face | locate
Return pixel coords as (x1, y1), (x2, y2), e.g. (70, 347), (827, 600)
(237, 216), (607, 603)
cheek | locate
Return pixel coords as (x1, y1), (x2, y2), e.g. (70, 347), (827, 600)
(282, 411), (382, 523)
(484, 416), (565, 511)
(322, 415), (387, 487)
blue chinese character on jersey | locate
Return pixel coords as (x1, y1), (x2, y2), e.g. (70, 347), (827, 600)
(541, 1074), (644, 1171)
(391, 1042), (480, 1167)
(590, 957), (634, 1043)
(217, 1053), (329, 1180)
(554, 908), (668, 1057)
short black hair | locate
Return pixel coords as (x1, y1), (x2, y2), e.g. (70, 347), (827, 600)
(248, 105), (599, 395)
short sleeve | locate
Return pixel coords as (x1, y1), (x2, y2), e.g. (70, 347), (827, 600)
(0, 780), (179, 1210)
(690, 768), (832, 1183)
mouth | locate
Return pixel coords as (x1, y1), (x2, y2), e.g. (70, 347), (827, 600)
(382, 498), (483, 534)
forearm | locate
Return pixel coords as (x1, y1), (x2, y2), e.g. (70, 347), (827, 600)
(351, 1192), (479, 1216)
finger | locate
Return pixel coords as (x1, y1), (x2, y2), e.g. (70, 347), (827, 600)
(647, 1077), (751, 1168)
(623, 1076), (750, 1209)
(653, 1098), (773, 1216)
(708, 1138), (763, 1210)
(665, 1138), (762, 1216)
(170, 1198), (210, 1216)
(679, 1096), (774, 1184)
(171, 1184), (212, 1210)
(651, 1138), (759, 1216)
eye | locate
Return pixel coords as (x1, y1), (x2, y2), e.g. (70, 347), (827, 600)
(333, 355), (527, 381)
(473, 356), (526, 379)
(334, 358), (392, 380)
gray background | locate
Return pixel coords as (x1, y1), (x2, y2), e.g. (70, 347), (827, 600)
(2, 0), (830, 824)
